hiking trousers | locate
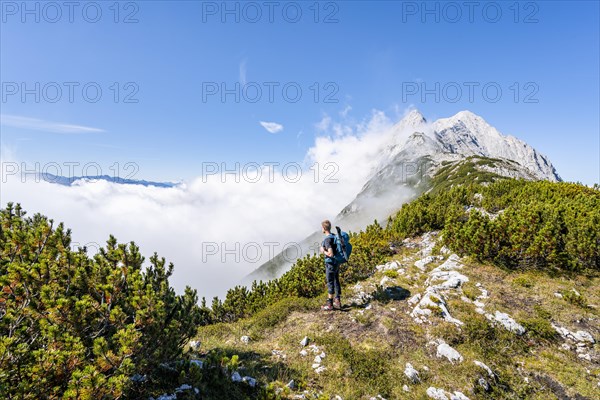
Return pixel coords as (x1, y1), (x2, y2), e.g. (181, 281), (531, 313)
(325, 263), (341, 298)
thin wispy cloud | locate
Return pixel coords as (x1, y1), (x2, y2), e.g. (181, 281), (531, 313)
(0, 114), (104, 134)
(259, 121), (283, 134)
(340, 105), (352, 118)
(315, 115), (331, 132)
(239, 58), (247, 86)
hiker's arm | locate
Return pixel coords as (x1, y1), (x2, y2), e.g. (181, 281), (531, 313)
(322, 246), (334, 257)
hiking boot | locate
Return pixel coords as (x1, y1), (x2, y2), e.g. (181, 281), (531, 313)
(333, 298), (341, 309)
(321, 301), (334, 311)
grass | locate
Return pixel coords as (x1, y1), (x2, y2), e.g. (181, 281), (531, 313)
(461, 282), (480, 301)
(524, 349), (600, 398)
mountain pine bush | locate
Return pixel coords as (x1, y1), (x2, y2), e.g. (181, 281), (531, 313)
(0, 203), (207, 399)
(388, 179), (600, 272)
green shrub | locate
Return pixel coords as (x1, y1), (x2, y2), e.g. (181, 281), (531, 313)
(533, 305), (552, 320)
(561, 289), (588, 308)
(461, 284), (479, 301)
(430, 322), (464, 346)
(0, 203), (206, 399)
(387, 177), (600, 273)
(461, 312), (527, 360)
(521, 317), (557, 341)
(513, 275), (535, 288)
(383, 269), (399, 279)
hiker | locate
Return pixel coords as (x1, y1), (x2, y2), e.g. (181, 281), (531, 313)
(320, 220), (341, 310)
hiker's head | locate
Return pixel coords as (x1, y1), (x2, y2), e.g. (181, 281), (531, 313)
(321, 220), (331, 233)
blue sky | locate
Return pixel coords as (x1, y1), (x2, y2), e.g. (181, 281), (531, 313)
(1, 0), (599, 184)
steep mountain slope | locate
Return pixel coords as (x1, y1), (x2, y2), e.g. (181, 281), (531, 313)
(246, 110), (560, 283)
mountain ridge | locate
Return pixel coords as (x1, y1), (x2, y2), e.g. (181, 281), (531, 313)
(245, 110), (561, 283)
(38, 172), (179, 188)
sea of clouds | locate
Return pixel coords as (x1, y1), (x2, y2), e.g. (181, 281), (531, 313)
(0, 109), (419, 300)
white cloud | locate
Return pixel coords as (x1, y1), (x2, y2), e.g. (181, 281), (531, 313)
(1, 114), (104, 134)
(1, 109), (416, 300)
(259, 121), (284, 134)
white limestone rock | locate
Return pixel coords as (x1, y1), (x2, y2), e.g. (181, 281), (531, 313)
(242, 376), (257, 387)
(411, 289), (463, 326)
(474, 360), (494, 377)
(404, 363), (420, 383)
(415, 255), (442, 271)
(408, 293), (422, 306)
(450, 392), (470, 400)
(486, 311), (526, 335)
(240, 335), (251, 344)
(426, 387), (449, 400)
(436, 341), (463, 364)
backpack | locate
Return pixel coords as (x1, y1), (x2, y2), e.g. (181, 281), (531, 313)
(326, 226), (352, 265)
